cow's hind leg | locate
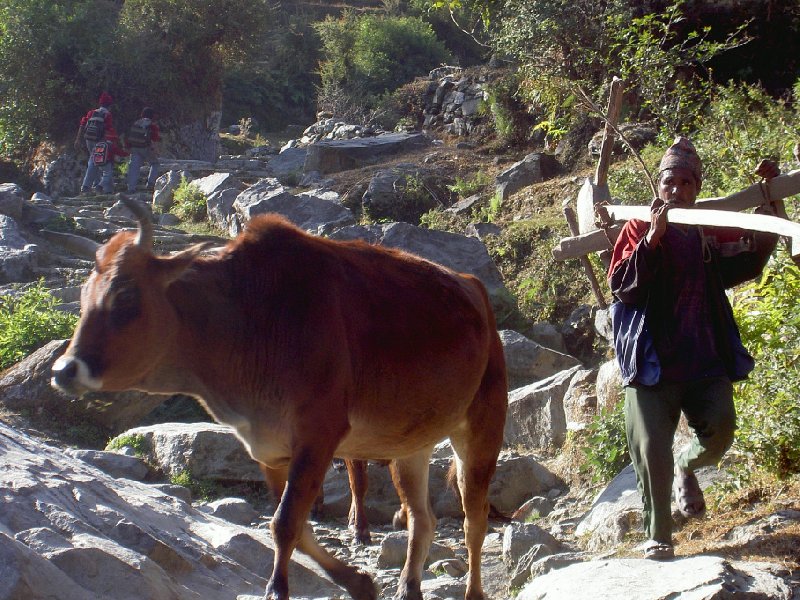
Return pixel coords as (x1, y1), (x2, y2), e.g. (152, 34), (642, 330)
(260, 453), (376, 600)
(450, 342), (507, 600)
(346, 458), (372, 545)
(389, 449), (436, 600)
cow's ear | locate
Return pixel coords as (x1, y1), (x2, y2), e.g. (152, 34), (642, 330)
(155, 242), (216, 285)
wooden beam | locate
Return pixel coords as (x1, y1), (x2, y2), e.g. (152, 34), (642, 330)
(600, 204), (800, 258)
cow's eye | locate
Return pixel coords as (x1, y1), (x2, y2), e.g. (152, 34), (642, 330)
(109, 286), (141, 328)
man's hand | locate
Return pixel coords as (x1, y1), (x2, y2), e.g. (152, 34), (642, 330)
(646, 197), (668, 247)
(754, 159), (788, 219)
(755, 159), (780, 180)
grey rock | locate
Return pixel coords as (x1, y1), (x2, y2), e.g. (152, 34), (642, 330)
(519, 556), (791, 600)
(304, 133), (430, 175)
(502, 522), (560, 566)
(110, 422), (263, 481)
(66, 449), (151, 481)
(500, 330), (582, 390)
(495, 153), (560, 200)
(233, 178), (355, 236)
(0, 183), (24, 219)
(504, 367), (582, 450)
(202, 498), (259, 526)
(377, 531), (455, 569)
(0, 339), (168, 432)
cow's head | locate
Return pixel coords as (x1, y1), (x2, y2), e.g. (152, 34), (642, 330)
(52, 198), (210, 396)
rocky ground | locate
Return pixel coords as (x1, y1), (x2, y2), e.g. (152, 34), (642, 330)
(2, 122), (799, 598)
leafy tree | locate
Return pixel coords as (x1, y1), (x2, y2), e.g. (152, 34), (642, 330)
(0, 0), (119, 156)
(222, 9), (320, 130)
(0, 0), (274, 158)
(116, 0), (274, 121)
(315, 12), (451, 117)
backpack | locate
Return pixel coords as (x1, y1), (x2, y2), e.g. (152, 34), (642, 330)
(127, 117), (152, 148)
(84, 109), (107, 142)
(91, 141), (111, 166)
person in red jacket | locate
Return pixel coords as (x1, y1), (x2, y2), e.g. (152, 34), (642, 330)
(77, 92), (126, 195)
(607, 137), (784, 560)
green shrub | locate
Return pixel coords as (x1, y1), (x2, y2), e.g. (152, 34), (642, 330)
(419, 207), (469, 233)
(691, 82), (800, 197)
(0, 280), (78, 370)
(447, 170), (493, 198)
(730, 250), (800, 482)
(171, 177), (207, 222)
(170, 469), (219, 501)
(106, 433), (149, 457)
(581, 397), (629, 484)
(315, 12), (451, 114)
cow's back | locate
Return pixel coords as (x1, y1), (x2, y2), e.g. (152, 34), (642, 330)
(209, 216), (499, 459)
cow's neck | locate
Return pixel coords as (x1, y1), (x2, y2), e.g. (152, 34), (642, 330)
(153, 264), (268, 424)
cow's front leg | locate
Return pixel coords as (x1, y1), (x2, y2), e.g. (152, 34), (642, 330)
(261, 446), (335, 600)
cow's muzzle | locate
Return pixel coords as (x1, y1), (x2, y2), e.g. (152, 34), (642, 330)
(51, 355), (100, 396)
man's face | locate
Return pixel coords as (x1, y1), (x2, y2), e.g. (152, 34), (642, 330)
(658, 167), (699, 208)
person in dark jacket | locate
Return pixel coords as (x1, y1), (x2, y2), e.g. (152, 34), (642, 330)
(77, 92), (126, 195)
(607, 137), (784, 560)
(125, 107), (161, 193)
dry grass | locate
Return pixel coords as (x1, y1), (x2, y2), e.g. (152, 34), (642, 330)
(603, 474), (800, 570)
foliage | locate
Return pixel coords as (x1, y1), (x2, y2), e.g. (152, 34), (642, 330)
(0, 0), (274, 158)
(606, 143), (665, 205)
(0, 280), (77, 370)
(0, 0), (118, 157)
(419, 207), (469, 233)
(170, 469), (219, 501)
(221, 9), (319, 130)
(607, 2), (747, 133)
(424, 1), (752, 147)
(690, 82), (800, 197)
(315, 12), (451, 116)
(471, 191), (503, 223)
(581, 398), (629, 484)
(362, 173), (439, 224)
(170, 177), (207, 222)
(447, 170), (492, 197)
(106, 433), (149, 458)
(730, 251), (800, 482)
(483, 218), (591, 325)
(483, 71), (538, 145)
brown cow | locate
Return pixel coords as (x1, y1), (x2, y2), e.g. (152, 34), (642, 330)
(52, 199), (508, 600)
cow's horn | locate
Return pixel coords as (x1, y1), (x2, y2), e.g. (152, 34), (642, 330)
(121, 196), (153, 249)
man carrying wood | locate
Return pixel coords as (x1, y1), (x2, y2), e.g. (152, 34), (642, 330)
(607, 137), (785, 560)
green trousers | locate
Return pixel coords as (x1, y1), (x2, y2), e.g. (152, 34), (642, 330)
(624, 376), (736, 544)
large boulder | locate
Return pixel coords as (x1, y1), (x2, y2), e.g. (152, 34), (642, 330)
(108, 422), (263, 482)
(232, 178), (355, 236)
(304, 133), (430, 175)
(500, 330), (582, 390)
(0, 214), (39, 283)
(0, 421), (340, 600)
(361, 165), (447, 224)
(519, 556), (792, 600)
(0, 183), (24, 219)
(504, 366), (582, 450)
(330, 221), (514, 319)
(495, 153), (560, 200)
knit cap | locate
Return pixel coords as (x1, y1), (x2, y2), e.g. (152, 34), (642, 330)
(658, 136), (702, 186)
(98, 92), (113, 106)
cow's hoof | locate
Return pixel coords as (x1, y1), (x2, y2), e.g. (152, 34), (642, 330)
(263, 578), (288, 600)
